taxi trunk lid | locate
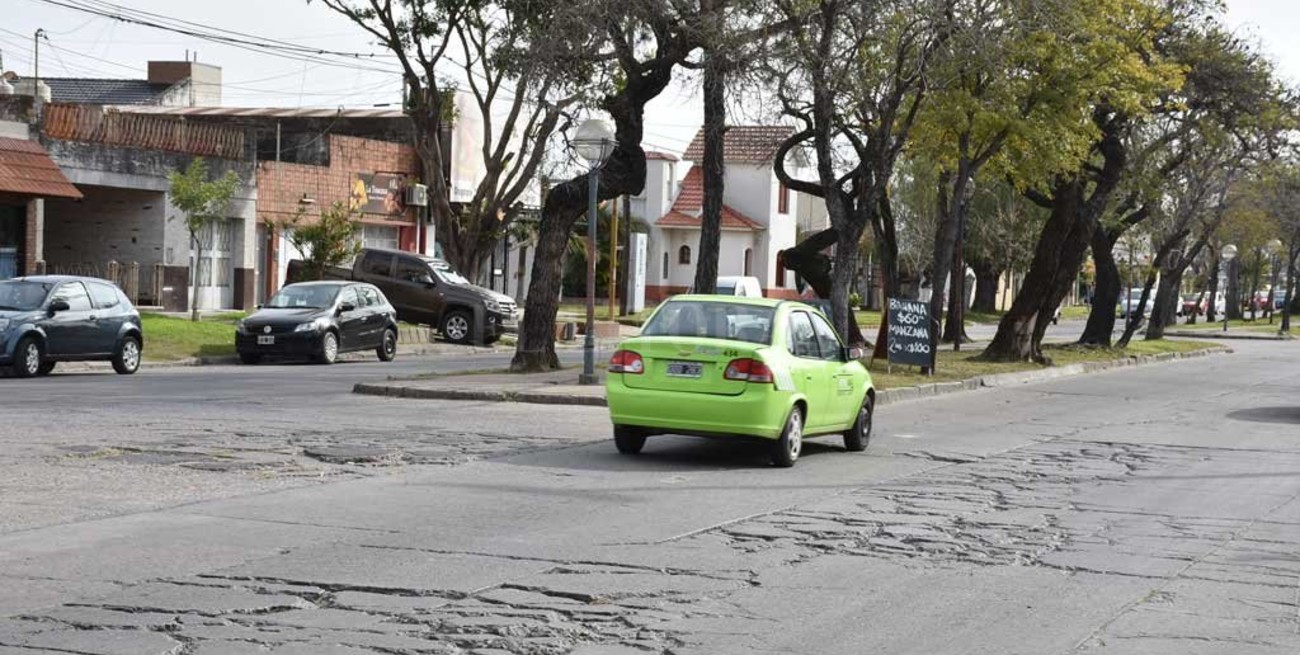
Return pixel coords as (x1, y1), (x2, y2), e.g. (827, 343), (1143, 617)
(620, 338), (766, 396)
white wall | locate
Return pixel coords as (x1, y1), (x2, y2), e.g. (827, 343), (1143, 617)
(44, 187), (168, 270)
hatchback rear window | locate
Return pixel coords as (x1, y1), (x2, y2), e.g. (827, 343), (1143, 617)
(642, 301), (775, 345)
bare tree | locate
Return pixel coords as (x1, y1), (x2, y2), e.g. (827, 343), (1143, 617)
(315, 0), (581, 283)
(767, 0), (952, 344)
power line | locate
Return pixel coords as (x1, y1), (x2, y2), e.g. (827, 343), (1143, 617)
(31, 0), (401, 75)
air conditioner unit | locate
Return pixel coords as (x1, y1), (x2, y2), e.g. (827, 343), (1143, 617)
(404, 183), (429, 207)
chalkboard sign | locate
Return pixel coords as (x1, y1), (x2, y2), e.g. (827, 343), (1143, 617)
(887, 298), (933, 367)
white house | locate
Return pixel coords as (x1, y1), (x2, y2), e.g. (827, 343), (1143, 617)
(634, 126), (809, 302)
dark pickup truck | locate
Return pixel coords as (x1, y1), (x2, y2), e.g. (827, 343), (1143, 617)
(288, 248), (517, 345)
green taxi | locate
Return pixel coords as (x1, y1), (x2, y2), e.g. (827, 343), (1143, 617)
(606, 296), (875, 467)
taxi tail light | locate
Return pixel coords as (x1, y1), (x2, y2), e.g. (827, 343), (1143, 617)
(724, 358), (774, 384)
(609, 350), (644, 374)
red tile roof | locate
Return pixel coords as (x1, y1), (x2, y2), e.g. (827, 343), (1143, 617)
(682, 125), (795, 165)
(645, 150), (680, 162)
(659, 167), (761, 230)
(0, 137), (82, 199)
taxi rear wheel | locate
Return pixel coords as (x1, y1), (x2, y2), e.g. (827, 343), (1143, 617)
(771, 406), (803, 468)
(613, 426), (646, 455)
(844, 395), (873, 452)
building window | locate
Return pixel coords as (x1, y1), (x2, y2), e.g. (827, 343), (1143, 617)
(778, 182), (790, 214)
(678, 245), (692, 265)
(743, 248), (753, 277)
(776, 251), (787, 288)
(662, 252), (669, 280)
(361, 224), (400, 251)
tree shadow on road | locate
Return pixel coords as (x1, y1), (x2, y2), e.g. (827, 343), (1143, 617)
(1226, 407), (1300, 425)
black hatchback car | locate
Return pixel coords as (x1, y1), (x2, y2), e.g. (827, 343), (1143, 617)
(236, 281), (399, 365)
(0, 276), (144, 378)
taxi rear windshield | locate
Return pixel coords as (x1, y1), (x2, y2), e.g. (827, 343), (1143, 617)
(642, 301), (775, 345)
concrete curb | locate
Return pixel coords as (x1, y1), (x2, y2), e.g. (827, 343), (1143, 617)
(352, 382), (608, 407)
(1163, 330), (1293, 341)
(352, 345), (1232, 409)
(874, 345), (1230, 406)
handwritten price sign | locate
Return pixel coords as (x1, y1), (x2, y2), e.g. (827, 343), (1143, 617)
(887, 298), (933, 368)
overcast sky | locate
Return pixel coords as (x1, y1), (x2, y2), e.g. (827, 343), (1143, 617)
(2, 0), (1296, 156)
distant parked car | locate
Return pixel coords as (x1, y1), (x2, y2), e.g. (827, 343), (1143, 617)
(1180, 294), (1206, 317)
(0, 276), (143, 377)
(714, 276), (764, 297)
(289, 248), (516, 345)
(235, 281), (398, 365)
(1117, 289), (1153, 319)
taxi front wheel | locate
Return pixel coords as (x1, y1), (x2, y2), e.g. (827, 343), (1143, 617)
(613, 426), (646, 454)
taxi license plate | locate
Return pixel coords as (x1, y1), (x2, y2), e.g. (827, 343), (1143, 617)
(257, 335), (275, 345)
(666, 361), (702, 378)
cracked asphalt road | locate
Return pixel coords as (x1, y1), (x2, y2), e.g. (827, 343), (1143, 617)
(2, 340), (1299, 654)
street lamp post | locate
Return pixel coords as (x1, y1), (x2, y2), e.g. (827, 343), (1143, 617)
(572, 118), (617, 386)
(1221, 244), (1237, 333)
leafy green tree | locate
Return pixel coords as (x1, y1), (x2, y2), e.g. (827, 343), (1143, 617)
(277, 202), (363, 282)
(167, 158), (240, 322)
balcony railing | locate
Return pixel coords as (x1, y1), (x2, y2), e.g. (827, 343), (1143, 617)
(43, 104), (244, 160)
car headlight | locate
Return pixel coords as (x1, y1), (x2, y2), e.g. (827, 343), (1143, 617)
(294, 318), (331, 332)
(0, 318), (9, 332)
(234, 319), (246, 334)
(484, 298), (501, 313)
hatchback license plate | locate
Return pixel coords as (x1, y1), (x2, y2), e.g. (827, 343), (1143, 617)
(257, 335), (275, 345)
(666, 361), (702, 378)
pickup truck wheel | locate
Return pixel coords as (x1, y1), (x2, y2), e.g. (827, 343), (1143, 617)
(377, 328), (397, 361)
(239, 352), (262, 365)
(613, 426), (646, 455)
(442, 310), (473, 344)
(315, 331), (339, 365)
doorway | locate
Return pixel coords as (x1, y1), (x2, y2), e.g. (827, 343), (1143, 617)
(0, 204), (25, 280)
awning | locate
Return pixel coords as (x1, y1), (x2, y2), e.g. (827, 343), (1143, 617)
(0, 136), (82, 199)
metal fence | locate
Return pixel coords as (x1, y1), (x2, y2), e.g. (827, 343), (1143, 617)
(45, 261), (165, 307)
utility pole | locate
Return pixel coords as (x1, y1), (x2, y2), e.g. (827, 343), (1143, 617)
(33, 29), (48, 99)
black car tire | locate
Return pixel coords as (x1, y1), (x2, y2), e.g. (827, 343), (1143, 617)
(239, 352), (262, 365)
(613, 425), (646, 455)
(11, 336), (42, 378)
(442, 310), (474, 344)
(377, 328), (397, 362)
(37, 361), (56, 376)
(111, 336), (142, 375)
(771, 406), (804, 468)
(315, 331), (339, 365)
(843, 395), (873, 452)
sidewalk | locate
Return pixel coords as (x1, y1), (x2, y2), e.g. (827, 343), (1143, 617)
(353, 345), (1232, 408)
(1163, 328), (1294, 341)
(354, 369), (607, 406)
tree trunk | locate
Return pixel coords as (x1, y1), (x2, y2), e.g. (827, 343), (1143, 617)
(1145, 267), (1182, 340)
(970, 258), (999, 314)
(190, 233), (201, 322)
(513, 67), (675, 371)
(1079, 228), (1121, 346)
(1248, 251), (1262, 322)
(981, 178), (1093, 362)
(693, 52), (726, 294)
(780, 228), (867, 344)
(941, 260), (970, 343)
(1225, 258), (1242, 320)
(1282, 250), (1296, 333)
(1205, 255), (1221, 323)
